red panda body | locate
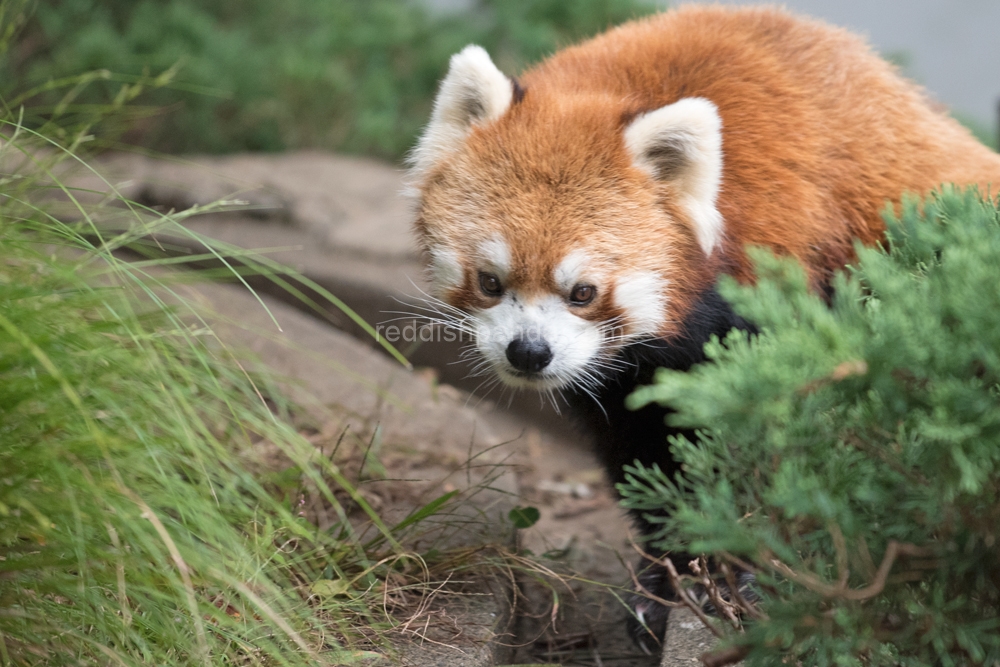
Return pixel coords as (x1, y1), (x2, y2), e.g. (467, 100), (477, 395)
(410, 5), (1000, 651)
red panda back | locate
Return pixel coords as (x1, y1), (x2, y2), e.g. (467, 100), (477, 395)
(516, 5), (1000, 286)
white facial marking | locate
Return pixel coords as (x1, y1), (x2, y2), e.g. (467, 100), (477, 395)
(554, 249), (591, 292)
(475, 293), (602, 390)
(614, 271), (667, 335)
(428, 246), (463, 295)
(624, 97), (724, 256)
(409, 45), (513, 178)
(478, 235), (512, 280)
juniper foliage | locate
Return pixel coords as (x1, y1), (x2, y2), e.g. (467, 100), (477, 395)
(623, 189), (1000, 666)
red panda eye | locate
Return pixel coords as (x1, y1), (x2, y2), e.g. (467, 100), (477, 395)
(479, 272), (503, 297)
(569, 284), (596, 305)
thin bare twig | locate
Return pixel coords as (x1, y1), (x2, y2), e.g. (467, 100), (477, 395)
(623, 558), (680, 612)
(798, 360), (868, 395)
(762, 540), (933, 601)
(692, 557), (741, 630)
(718, 551), (759, 575)
(658, 556), (725, 639)
(720, 563), (767, 621)
(828, 522), (850, 589)
(701, 645), (751, 667)
(856, 534), (877, 580)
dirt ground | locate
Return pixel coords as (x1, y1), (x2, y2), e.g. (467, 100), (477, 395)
(509, 429), (662, 667)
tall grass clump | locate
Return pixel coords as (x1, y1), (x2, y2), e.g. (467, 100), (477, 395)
(0, 20), (417, 667)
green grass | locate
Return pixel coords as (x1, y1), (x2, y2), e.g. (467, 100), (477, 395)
(0, 17), (461, 660)
(0, 142), (595, 664)
(0, 129), (408, 665)
(5, 0), (660, 158)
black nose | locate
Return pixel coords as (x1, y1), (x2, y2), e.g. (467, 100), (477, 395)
(505, 337), (553, 374)
(507, 338), (552, 373)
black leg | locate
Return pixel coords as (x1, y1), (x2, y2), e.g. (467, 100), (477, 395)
(565, 287), (756, 651)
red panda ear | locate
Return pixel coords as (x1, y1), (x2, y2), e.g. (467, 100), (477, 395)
(624, 97), (724, 256)
(409, 46), (514, 179)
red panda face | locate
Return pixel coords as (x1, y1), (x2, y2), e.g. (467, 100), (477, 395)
(410, 46), (724, 393)
(416, 159), (676, 393)
(449, 244), (621, 392)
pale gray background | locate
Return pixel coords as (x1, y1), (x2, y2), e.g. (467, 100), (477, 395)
(711, 0), (1000, 136)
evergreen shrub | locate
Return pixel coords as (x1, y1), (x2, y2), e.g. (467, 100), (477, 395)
(622, 189), (1000, 666)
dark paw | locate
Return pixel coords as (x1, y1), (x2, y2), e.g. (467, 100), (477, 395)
(626, 560), (673, 655)
(626, 557), (759, 654)
(702, 569), (759, 616)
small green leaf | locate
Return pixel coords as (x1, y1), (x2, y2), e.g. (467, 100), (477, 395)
(508, 506), (540, 529)
(391, 490), (459, 533)
(310, 579), (349, 597)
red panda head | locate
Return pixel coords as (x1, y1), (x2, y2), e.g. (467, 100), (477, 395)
(409, 45), (724, 393)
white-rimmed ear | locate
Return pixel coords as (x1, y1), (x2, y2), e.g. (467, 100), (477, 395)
(624, 97), (724, 256)
(409, 45), (513, 178)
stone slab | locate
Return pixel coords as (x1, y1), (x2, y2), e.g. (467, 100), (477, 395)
(75, 150), (570, 432)
(81, 150), (417, 259)
(661, 609), (742, 667)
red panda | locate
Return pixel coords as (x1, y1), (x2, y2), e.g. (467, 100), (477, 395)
(408, 4), (1000, 652)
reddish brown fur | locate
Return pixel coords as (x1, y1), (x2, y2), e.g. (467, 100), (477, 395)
(416, 5), (1000, 337)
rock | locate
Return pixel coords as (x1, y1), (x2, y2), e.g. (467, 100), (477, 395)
(79, 150), (567, 430)
(82, 151), (416, 259)
(394, 571), (515, 667)
(661, 608), (742, 667)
